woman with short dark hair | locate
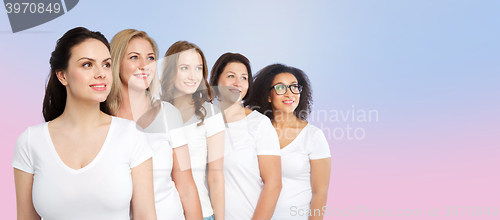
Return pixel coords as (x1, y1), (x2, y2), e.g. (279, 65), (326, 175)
(209, 53), (282, 220)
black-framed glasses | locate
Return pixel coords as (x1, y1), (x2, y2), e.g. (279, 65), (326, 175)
(269, 83), (302, 95)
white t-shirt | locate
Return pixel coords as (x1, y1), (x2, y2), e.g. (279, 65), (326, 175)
(183, 102), (225, 217)
(141, 101), (188, 220)
(273, 123), (331, 220)
(223, 110), (281, 220)
(11, 117), (154, 220)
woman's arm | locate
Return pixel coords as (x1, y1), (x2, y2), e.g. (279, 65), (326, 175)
(131, 158), (157, 220)
(14, 169), (41, 220)
(309, 158), (331, 220)
(172, 145), (203, 220)
(252, 155), (282, 220)
(207, 131), (225, 220)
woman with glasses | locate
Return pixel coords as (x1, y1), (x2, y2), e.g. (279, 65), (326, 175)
(209, 53), (282, 220)
(245, 64), (331, 220)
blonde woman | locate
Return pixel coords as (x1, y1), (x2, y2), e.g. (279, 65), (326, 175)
(106, 29), (203, 220)
(161, 41), (225, 220)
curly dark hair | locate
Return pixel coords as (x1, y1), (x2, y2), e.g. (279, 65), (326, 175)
(209, 52), (253, 101)
(244, 63), (312, 121)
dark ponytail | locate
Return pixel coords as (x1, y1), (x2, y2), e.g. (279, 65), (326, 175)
(42, 27), (110, 122)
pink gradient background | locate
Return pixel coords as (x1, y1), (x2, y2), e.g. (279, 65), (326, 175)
(1, 0), (499, 219)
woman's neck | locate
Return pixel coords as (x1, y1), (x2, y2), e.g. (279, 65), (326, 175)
(219, 99), (247, 122)
(272, 110), (300, 128)
(118, 85), (151, 122)
(58, 94), (106, 129)
(220, 99), (242, 113)
(172, 91), (194, 111)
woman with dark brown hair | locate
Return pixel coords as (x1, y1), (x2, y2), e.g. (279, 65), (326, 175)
(161, 41), (225, 220)
(12, 27), (156, 220)
(245, 64), (331, 220)
(106, 30), (202, 220)
(209, 53), (282, 220)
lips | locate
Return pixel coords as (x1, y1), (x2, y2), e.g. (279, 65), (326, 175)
(282, 99), (295, 105)
(133, 73), (149, 79)
(229, 88), (241, 93)
(90, 83), (107, 91)
(184, 82), (197, 87)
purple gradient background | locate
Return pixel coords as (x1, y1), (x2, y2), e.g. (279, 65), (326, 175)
(1, 0), (499, 219)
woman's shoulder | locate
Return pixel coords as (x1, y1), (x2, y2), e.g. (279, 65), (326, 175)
(110, 116), (145, 134)
(247, 109), (266, 120)
(17, 122), (47, 140)
(160, 101), (181, 113)
(27, 122), (48, 130)
(246, 110), (275, 129)
(244, 107), (253, 116)
(160, 100), (173, 108)
(110, 116), (134, 126)
(303, 123), (324, 137)
(202, 101), (222, 116)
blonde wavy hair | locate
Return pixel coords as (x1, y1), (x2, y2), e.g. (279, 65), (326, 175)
(106, 29), (160, 115)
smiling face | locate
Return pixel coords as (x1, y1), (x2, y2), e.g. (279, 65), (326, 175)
(173, 49), (203, 96)
(57, 39), (112, 104)
(119, 37), (156, 91)
(269, 72), (300, 114)
(217, 62), (249, 104)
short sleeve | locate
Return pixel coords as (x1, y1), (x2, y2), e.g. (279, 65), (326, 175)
(130, 128), (155, 168)
(255, 118), (281, 156)
(162, 102), (188, 148)
(143, 132), (169, 154)
(205, 104), (225, 137)
(308, 127), (331, 160)
(12, 128), (34, 174)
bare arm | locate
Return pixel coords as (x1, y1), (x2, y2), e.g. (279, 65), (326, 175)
(207, 131), (225, 220)
(172, 145), (203, 220)
(309, 158), (331, 220)
(131, 158), (157, 220)
(252, 155), (282, 220)
(14, 169), (41, 220)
